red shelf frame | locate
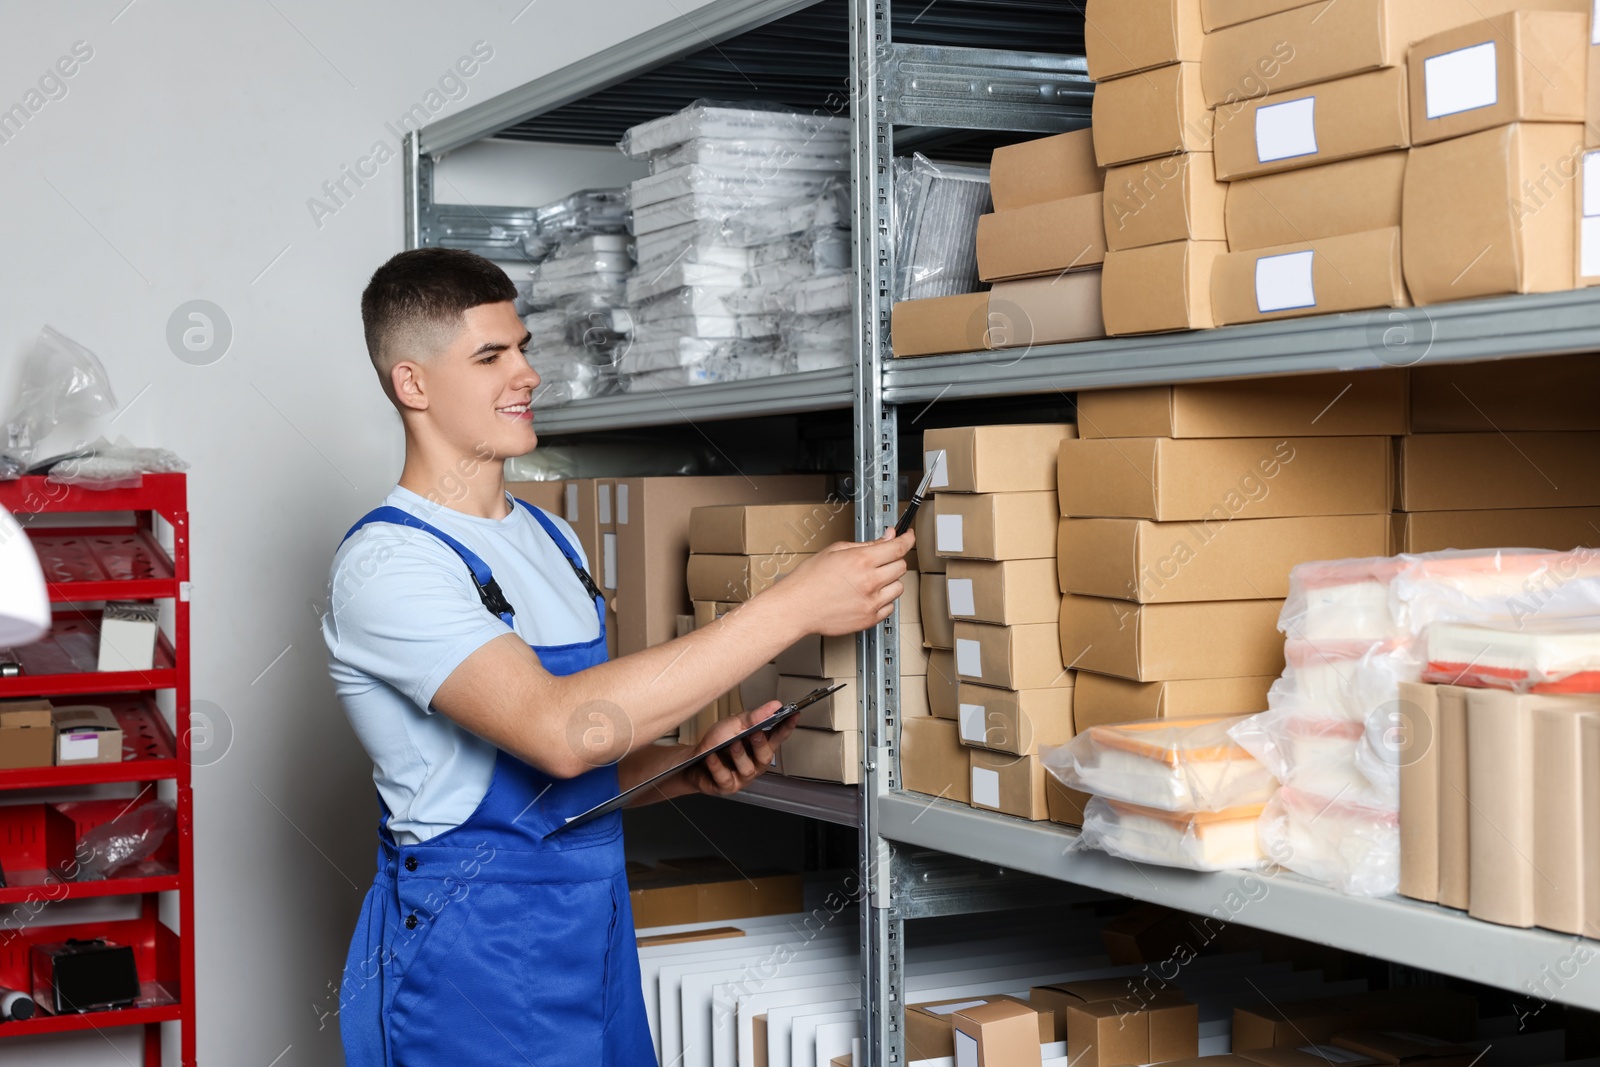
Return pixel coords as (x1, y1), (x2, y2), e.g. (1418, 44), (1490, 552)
(0, 474), (193, 1066)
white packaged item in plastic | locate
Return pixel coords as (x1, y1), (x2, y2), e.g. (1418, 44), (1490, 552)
(530, 377), (610, 407)
(631, 313), (778, 343)
(1268, 639), (1419, 723)
(1076, 795), (1269, 872)
(746, 256), (826, 290)
(620, 103), (849, 160)
(795, 348), (852, 372)
(1282, 557), (1409, 643)
(650, 135), (850, 174)
(528, 270), (628, 306)
(531, 250), (634, 281)
(894, 153), (992, 301)
(626, 261), (750, 304)
(619, 336), (779, 374)
(1422, 621), (1600, 694)
(522, 188), (630, 258)
(628, 164), (838, 209)
(1258, 785), (1400, 896)
(631, 285), (745, 319)
(790, 274), (852, 315)
(1228, 709), (1389, 804)
(620, 350), (792, 391)
(1041, 716), (1278, 813)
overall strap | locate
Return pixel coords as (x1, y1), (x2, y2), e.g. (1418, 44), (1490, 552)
(340, 506), (516, 628)
(512, 498), (607, 610)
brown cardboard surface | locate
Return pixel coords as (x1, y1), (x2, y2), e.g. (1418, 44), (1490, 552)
(1591, 27), (1600, 149)
(1069, 995), (1200, 1067)
(954, 999), (1046, 1067)
(901, 715), (971, 802)
(957, 681), (1076, 756)
(1060, 436), (1393, 521)
(1086, 0), (1204, 80)
(689, 502), (854, 555)
(1059, 514), (1391, 603)
(1466, 688), (1540, 927)
(1411, 353), (1600, 431)
(948, 558), (1062, 624)
(1403, 123), (1584, 305)
(922, 573), (954, 648)
(779, 674), (860, 731)
(969, 750), (1051, 820)
(1396, 432), (1600, 510)
(1393, 508), (1600, 553)
(558, 478), (601, 578)
(1330, 1031), (1475, 1067)
(686, 552), (814, 602)
(1581, 147), (1600, 286)
(1093, 63), (1213, 167)
(740, 662), (781, 713)
(1438, 685), (1471, 910)
(635, 926), (745, 948)
(1409, 12), (1587, 147)
(902, 673), (932, 718)
(1212, 227), (1408, 326)
(1214, 69), (1410, 181)
(924, 424), (1078, 495)
(907, 995), (1053, 1062)
(1398, 681), (1443, 904)
(780, 727), (860, 784)
(1031, 980), (1148, 1042)
(0, 699), (54, 770)
(1060, 595), (1287, 681)
(902, 622), (931, 677)
(1100, 904), (1194, 963)
(777, 632), (855, 678)
(991, 129), (1105, 212)
(1225, 152), (1407, 251)
(505, 480), (566, 517)
(1231, 988), (1478, 1050)
(1533, 699), (1600, 933)
(1076, 370), (1409, 439)
(902, 568), (922, 624)
(954, 621), (1070, 690)
(51, 705), (122, 765)
(977, 193), (1106, 282)
(1201, 0), (1319, 31)
(1046, 772), (1092, 827)
(988, 271), (1108, 346)
(915, 491), (944, 574)
(934, 491), (1059, 561)
(1585, 715), (1600, 937)
(1101, 240), (1227, 335)
(891, 293), (992, 358)
(928, 648), (960, 718)
(1072, 673), (1273, 729)
(1103, 153), (1229, 252)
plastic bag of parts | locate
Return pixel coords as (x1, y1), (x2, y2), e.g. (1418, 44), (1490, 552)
(893, 153), (991, 302)
(1075, 795), (1269, 873)
(620, 100), (849, 161)
(1258, 786), (1400, 897)
(648, 134), (851, 175)
(4, 326), (119, 474)
(72, 800), (176, 881)
(1228, 708), (1396, 807)
(45, 438), (188, 491)
(1041, 715), (1278, 813)
(521, 189), (630, 259)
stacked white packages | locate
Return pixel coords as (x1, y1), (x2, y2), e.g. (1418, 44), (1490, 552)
(617, 103), (853, 389)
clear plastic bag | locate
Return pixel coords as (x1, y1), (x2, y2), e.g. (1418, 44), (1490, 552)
(893, 153), (991, 302)
(1076, 795), (1268, 872)
(1228, 709), (1393, 806)
(528, 271), (628, 307)
(628, 164), (838, 209)
(649, 135), (850, 174)
(531, 250), (634, 282)
(620, 102), (848, 160)
(72, 800), (176, 881)
(1258, 786), (1400, 897)
(626, 261), (749, 304)
(1041, 715), (1278, 813)
(1268, 639), (1419, 723)
(789, 274), (852, 315)
(5, 326), (118, 469)
(521, 188), (630, 259)
(631, 314), (778, 343)
(618, 336), (780, 375)
(1280, 557), (1411, 644)
(45, 438), (188, 490)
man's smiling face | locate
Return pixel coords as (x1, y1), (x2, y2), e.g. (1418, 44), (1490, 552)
(404, 300), (540, 460)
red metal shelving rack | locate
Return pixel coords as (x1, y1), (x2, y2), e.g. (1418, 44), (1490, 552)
(0, 473), (193, 1065)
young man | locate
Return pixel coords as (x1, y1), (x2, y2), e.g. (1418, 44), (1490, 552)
(323, 248), (911, 1066)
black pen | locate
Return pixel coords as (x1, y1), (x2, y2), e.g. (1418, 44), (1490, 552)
(894, 456), (943, 537)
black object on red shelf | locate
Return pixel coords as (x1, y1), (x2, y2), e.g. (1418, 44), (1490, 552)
(31, 938), (140, 1014)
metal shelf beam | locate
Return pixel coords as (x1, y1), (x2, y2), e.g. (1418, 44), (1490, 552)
(884, 43), (1092, 133)
(530, 365), (853, 434)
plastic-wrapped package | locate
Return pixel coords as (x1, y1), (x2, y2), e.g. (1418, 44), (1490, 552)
(1228, 709), (1392, 805)
(1041, 716), (1278, 813)
(631, 314), (778, 343)
(521, 189), (630, 259)
(1076, 796), (1268, 872)
(619, 102), (848, 160)
(1393, 549), (1600, 638)
(1422, 621), (1600, 693)
(531, 378), (611, 407)
(789, 274), (852, 315)
(893, 153), (991, 302)
(628, 164), (839, 209)
(619, 351), (793, 391)
(627, 261), (749, 304)
(1268, 639), (1419, 722)
(630, 285), (745, 319)
(5, 326), (118, 471)
(45, 440), (188, 490)
(650, 135), (850, 174)
(745, 256), (826, 290)
(71, 800), (176, 880)
(528, 270), (628, 306)
(619, 336), (782, 374)
(1281, 557), (1410, 643)
(531, 250), (634, 282)
(1258, 786), (1400, 896)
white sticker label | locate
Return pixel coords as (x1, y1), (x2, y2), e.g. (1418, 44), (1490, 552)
(1581, 216), (1600, 279)
(1585, 151), (1600, 217)
(59, 732), (100, 762)
(617, 484), (630, 525)
(935, 514), (965, 553)
(602, 532), (618, 591)
(955, 638), (982, 678)
(924, 449), (950, 489)
(1424, 41), (1498, 120)
(926, 999), (988, 1016)
(1255, 249), (1317, 313)
(1255, 97), (1318, 163)
(565, 483), (579, 522)
(1296, 1047), (1368, 1064)
(971, 767), (1001, 809)
(947, 578), (976, 618)
(598, 484), (612, 525)
(1594, 0), (1599, 45)
(959, 703), (987, 744)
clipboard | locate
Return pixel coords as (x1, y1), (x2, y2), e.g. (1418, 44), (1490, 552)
(544, 682), (845, 837)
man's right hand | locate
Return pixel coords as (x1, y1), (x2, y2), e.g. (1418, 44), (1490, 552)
(766, 529), (914, 637)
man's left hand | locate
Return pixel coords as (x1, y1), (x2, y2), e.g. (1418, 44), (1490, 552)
(683, 702), (797, 797)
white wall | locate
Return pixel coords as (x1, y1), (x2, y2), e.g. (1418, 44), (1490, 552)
(0, 2), (715, 1063)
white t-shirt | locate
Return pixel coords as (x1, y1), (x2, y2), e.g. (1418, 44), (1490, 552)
(322, 485), (599, 844)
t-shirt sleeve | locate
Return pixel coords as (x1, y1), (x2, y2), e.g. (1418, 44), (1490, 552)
(325, 528), (509, 712)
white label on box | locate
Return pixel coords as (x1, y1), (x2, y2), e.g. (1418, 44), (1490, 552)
(971, 767), (1000, 810)
(1594, 0), (1599, 44)
(924, 449), (949, 490)
(1255, 249), (1317, 313)
(947, 578), (976, 618)
(955, 1030), (980, 1067)
(1424, 41), (1498, 120)
(935, 515), (964, 553)
(926, 999), (989, 1016)
(59, 732), (100, 762)
(1296, 1048), (1368, 1064)
(955, 638), (982, 678)
(564, 483), (579, 521)
(598, 484), (612, 525)
(617, 484), (629, 525)
(1254, 97), (1318, 163)
(1582, 217), (1600, 279)
(1584, 151), (1600, 217)
(602, 532), (618, 591)
(959, 703), (987, 744)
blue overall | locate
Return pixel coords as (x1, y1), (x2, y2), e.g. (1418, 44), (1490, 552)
(335, 498), (655, 1066)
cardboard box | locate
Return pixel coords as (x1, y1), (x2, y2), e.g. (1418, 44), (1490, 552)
(1403, 123), (1584, 305)
(948, 558), (1061, 624)
(1392, 508), (1600, 553)
(1101, 240), (1227, 334)
(901, 715), (971, 801)
(1076, 371), (1409, 439)
(907, 995), (1053, 1062)
(915, 489), (944, 574)
(1060, 437), (1393, 520)
(928, 648), (959, 718)
(634, 926), (745, 949)
(1100, 903), (1195, 964)
(957, 681), (1075, 756)
(1059, 514), (1391, 603)
(1398, 681), (1444, 904)
(978, 194), (1107, 282)
(924, 424), (1078, 495)
(628, 867), (802, 929)
(1582, 148), (1600, 286)
(1410, 353), (1600, 431)
(1030, 979), (1149, 1042)
(1330, 1031), (1477, 1067)
(954, 621), (1070, 690)
(901, 568), (922, 624)
(901, 622), (930, 677)
(1225, 152), (1407, 251)
(686, 552), (814, 602)
(903, 672), (931, 717)
(1072, 673), (1274, 730)
(98, 601), (160, 672)
(1396, 432), (1600, 511)
(922, 573), (954, 648)
(1211, 227), (1408, 326)
(780, 727), (860, 784)
(1086, 0), (1204, 80)
(934, 491), (1059, 561)
(1438, 684), (1471, 910)
(986, 272), (1108, 346)
(779, 674), (860, 731)
(1409, 12), (1587, 147)
(505, 479), (566, 516)
(615, 474), (828, 654)
(1201, 0), (1319, 32)
(990, 129), (1104, 212)
(1585, 715), (1600, 938)
(1231, 988), (1478, 1050)
(1093, 63), (1212, 167)
(51, 705), (123, 766)
(1067, 994), (1199, 1067)
(689, 502), (854, 556)
(740, 662), (780, 713)
(777, 632), (855, 678)
(1532, 698), (1600, 934)
(1046, 771), (1092, 827)
(969, 750), (1050, 819)
(1060, 595), (1287, 682)
(555, 478), (600, 573)
(1103, 153), (1228, 252)
(1241, 1049), (1380, 1067)
(953, 999), (1045, 1067)
(891, 293), (992, 358)
(1214, 69), (1410, 181)
(0, 699), (55, 770)
(1591, 16), (1600, 149)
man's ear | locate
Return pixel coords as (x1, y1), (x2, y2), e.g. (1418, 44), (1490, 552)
(392, 361), (428, 412)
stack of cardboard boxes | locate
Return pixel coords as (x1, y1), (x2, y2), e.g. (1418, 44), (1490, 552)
(900, 471), (971, 803)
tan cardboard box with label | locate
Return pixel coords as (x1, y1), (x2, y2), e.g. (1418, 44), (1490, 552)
(1067, 994), (1200, 1067)
(689, 502), (854, 556)
(1030, 979), (1147, 1042)
(0, 699), (55, 770)
(990, 129), (1104, 212)
(1101, 240), (1226, 335)
(1213, 69), (1410, 180)
(928, 648), (959, 718)
(1093, 63), (1213, 166)
(1411, 353), (1600, 431)
(506, 480), (566, 516)
(934, 491), (1059, 561)
(977, 194), (1107, 282)
(948, 558), (1061, 624)
(922, 573), (954, 647)
(1103, 153), (1228, 252)
(1212, 228), (1409, 326)
(953, 999), (1046, 1067)
(1393, 508), (1600, 553)
(1060, 595), (1287, 682)
(901, 622), (930, 677)
(1578, 147), (1600, 286)
(901, 568), (922, 623)
(954, 621), (1070, 690)
(1076, 371), (1408, 439)
(1085, 0), (1204, 80)
(924, 424), (1078, 495)
(891, 293), (992, 358)
(1396, 432), (1600, 510)
(987, 272), (1108, 346)
(970, 750), (1051, 819)
(1072, 673), (1273, 730)
(915, 489), (944, 574)
(780, 727), (859, 784)
(686, 552), (814, 603)
(553, 478), (601, 575)
(957, 682), (1075, 756)
(907, 995), (1053, 1062)
(777, 632), (855, 678)
(1060, 437), (1393, 521)
(52, 705), (123, 766)
(901, 716), (971, 801)
(1225, 152), (1406, 251)
(1585, 715), (1600, 937)
(779, 674), (860, 731)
